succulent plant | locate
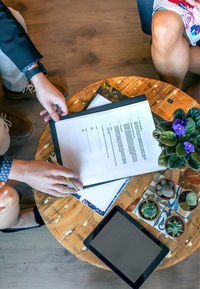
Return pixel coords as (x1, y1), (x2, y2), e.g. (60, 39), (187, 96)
(156, 179), (174, 198)
(165, 216), (184, 237)
(179, 191), (198, 211)
(153, 107), (200, 170)
(186, 192), (198, 206)
(139, 200), (158, 219)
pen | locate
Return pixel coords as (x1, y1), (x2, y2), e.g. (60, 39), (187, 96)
(49, 155), (79, 192)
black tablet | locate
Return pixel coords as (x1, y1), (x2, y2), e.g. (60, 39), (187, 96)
(84, 206), (169, 289)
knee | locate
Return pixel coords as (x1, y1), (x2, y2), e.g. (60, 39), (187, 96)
(152, 12), (183, 55)
(0, 184), (19, 206)
(0, 185), (19, 229)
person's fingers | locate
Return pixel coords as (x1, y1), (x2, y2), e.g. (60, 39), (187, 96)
(50, 175), (83, 190)
(40, 109), (47, 116)
(57, 100), (68, 115)
(52, 184), (76, 195)
(52, 166), (78, 178)
(0, 207), (6, 214)
(70, 178), (83, 190)
(45, 103), (60, 122)
(47, 189), (70, 198)
(44, 115), (52, 122)
(0, 182), (5, 189)
(52, 176), (69, 186)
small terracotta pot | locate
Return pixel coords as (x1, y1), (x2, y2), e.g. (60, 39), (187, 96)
(164, 214), (185, 238)
(138, 198), (160, 221)
(178, 189), (199, 212)
(155, 178), (176, 200)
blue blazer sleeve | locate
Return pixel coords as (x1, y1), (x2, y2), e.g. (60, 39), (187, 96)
(0, 1), (42, 72)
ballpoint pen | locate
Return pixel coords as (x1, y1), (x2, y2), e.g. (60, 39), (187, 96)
(49, 155), (79, 192)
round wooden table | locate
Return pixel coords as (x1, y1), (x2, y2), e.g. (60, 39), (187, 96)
(34, 76), (200, 270)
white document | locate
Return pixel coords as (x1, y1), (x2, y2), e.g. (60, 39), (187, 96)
(74, 95), (129, 215)
(55, 95), (162, 187)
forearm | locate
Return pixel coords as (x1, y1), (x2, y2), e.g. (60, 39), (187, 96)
(8, 159), (29, 183)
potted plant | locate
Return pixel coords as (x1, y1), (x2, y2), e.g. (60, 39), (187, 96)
(178, 189), (199, 211)
(155, 178), (175, 199)
(153, 107), (200, 170)
(165, 215), (185, 238)
(138, 199), (159, 220)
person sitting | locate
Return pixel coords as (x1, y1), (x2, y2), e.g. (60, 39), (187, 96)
(0, 2), (82, 231)
(151, 0), (200, 96)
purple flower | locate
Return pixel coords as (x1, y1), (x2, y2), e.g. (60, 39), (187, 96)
(184, 141), (194, 154)
(172, 118), (188, 135)
(173, 124), (185, 135)
(173, 118), (188, 128)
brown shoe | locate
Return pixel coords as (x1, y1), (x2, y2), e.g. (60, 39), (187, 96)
(0, 112), (32, 139)
(3, 81), (67, 101)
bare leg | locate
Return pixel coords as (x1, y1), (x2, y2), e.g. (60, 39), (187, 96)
(189, 46), (200, 75)
(186, 46), (200, 99)
(0, 183), (20, 229)
(0, 182), (39, 230)
(151, 10), (190, 88)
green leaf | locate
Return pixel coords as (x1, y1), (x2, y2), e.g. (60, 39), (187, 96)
(192, 151), (200, 164)
(160, 131), (177, 147)
(179, 202), (190, 211)
(179, 134), (190, 142)
(168, 155), (186, 169)
(176, 143), (186, 157)
(186, 107), (200, 128)
(158, 150), (169, 167)
(186, 107), (200, 116)
(188, 138), (198, 148)
(191, 129), (198, 138)
(153, 128), (162, 141)
(185, 118), (195, 134)
(166, 146), (176, 156)
(159, 142), (166, 148)
(197, 135), (200, 144)
(158, 121), (173, 132)
(188, 157), (200, 171)
(173, 108), (186, 120)
(186, 192), (198, 206)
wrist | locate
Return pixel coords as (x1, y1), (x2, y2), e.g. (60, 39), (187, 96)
(25, 62), (47, 82)
(8, 159), (29, 183)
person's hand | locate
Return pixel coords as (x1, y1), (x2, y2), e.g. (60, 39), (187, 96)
(9, 160), (83, 197)
(185, 0), (200, 7)
(31, 72), (68, 122)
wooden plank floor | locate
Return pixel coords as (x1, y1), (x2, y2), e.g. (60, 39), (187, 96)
(0, 0), (199, 288)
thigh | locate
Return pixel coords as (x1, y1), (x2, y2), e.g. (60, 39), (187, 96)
(0, 183), (20, 229)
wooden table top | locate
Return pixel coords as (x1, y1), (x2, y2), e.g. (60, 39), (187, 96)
(34, 76), (200, 270)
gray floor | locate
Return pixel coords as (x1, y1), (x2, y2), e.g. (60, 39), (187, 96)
(0, 0), (200, 288)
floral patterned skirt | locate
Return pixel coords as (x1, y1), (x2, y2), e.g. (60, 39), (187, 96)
(153, 0), (200, 46)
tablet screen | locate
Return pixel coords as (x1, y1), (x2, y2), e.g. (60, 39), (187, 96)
(84, 206), (169, 288)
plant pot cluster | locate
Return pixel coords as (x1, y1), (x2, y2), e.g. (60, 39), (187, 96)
(138, 177), (199, 238)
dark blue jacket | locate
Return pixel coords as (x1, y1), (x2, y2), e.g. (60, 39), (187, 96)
(0, 1), (42, 181)
(0, 0), (42, 72)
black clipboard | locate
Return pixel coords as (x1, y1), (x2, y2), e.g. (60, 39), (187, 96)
(49, 83), (164, 189)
